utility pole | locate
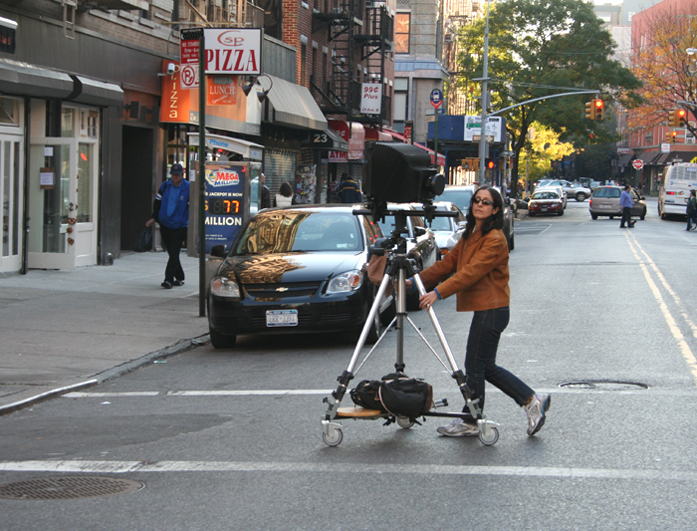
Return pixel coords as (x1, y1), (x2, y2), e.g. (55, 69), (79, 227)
(477, 0), (491, 184)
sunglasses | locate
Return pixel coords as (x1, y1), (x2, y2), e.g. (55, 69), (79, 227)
(472, 197), (494, 206)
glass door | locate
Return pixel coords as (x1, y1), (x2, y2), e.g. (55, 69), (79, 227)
(0, 136), (22, 273)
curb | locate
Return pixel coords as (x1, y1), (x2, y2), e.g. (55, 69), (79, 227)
(0, 334), (210, 416)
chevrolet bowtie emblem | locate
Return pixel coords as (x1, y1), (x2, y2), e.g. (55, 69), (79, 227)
(276, 287), (289, 292)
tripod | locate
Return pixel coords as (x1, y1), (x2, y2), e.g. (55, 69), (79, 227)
(321, 210), (500, 447)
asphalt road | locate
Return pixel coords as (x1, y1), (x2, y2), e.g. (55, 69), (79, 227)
(2, 197), (697, 530)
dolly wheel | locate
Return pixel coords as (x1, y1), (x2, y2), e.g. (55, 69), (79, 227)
(322, 426), (343, 447)
(396, 416), (415, 429)
(479, 426), (499, 446)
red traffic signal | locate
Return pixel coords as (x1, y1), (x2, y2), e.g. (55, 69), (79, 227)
(487, 160), (495, 170)
(677, 109), (687, 127)
(594, 99), (604, 120)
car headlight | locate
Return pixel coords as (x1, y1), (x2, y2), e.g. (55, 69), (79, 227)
(326, 270), (364, 293)
(210, 276), (241, 298)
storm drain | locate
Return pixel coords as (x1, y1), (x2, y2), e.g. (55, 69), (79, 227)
(0, 476), (144, 500)
(559, 379), (649, 391)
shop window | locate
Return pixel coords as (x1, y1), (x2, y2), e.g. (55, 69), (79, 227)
(395, 13), (410, 54)
(0, 97), (19, 126)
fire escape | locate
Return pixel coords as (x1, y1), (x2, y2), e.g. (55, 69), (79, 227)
(312, 0), (393, 127)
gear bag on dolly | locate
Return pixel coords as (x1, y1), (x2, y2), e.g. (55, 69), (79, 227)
(350, 373), (434, 418)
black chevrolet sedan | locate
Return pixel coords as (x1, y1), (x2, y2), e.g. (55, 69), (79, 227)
(207, 205), (394, 348)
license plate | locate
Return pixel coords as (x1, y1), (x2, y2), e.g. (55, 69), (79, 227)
(541, 206), (548, 211)
(266, 310), (298, 327)
(600, 204), (612, 209)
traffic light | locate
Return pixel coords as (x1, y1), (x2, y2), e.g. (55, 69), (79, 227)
(594, 99), (604, 121)
(585, 101), (595, 120)
(674, 108), (687, 128)
(487, 160), (495, 170)
(667, 131), (677, 143)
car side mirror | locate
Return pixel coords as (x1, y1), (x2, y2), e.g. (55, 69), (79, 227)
(210, 244), (227, 258)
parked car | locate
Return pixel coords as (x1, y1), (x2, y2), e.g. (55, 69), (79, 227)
(527, 189), (564, 216)
(437, 184), (515, 251)
(589, 186), (647, 220)
(207, 205), (394, 348)
(562, 181), (592, 201)
(376, 203), (439, 309)
(427, 201), (467, 258)
(535, 185), (567, 208)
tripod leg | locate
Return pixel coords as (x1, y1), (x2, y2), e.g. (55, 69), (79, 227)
(412, 274), (484, 420)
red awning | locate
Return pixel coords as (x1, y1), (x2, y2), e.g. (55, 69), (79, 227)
(386, 130), (445, 166)
(364, 126), (393, 142)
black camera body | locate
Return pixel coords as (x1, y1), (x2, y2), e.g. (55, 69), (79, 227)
(364, 142), (445, 204)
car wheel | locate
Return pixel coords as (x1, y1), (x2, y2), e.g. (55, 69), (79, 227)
(609, 216), (614, 219)
(576, 193), (586, 202)
(591, 214), (598, 219)
(558, 209), (564, 216)
(209, 327), (237, 349)
(508, 233), (515, 251)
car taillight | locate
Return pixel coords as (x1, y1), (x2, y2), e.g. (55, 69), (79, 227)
(589, 198), (593, 206)
(667, 191), (675, 195)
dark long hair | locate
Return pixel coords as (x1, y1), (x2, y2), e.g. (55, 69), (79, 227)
(279, 182), (294, 197)
(463, 185), (504, 240)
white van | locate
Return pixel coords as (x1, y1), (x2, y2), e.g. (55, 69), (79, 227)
(658, 162), (697, 219)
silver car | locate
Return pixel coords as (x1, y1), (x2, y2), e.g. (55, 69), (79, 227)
(589, 185), (647, 220)
(428, 201), (467, 259)
(438, 185), (515, 251)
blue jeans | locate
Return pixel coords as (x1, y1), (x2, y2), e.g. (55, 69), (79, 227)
(464, 307), (534, 412)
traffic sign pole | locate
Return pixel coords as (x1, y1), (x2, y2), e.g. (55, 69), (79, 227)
(198, 32), (206, 317)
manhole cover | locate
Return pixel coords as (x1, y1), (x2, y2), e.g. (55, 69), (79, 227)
(0, 476), (144, 500)
(559, 379), (649, 391)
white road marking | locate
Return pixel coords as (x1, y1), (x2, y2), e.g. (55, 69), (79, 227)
(63, 392), (160, 398)
(0, 459), (695, 481)
(625, 232), (697, 384)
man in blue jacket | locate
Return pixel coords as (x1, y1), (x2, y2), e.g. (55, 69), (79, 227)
(619, 184), (634, 229)
(146, 163), (190, 288)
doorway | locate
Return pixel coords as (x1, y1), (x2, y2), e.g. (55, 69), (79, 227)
(121, 126), (154, 250)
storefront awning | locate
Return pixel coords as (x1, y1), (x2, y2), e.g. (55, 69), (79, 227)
(264, 75), (327, 131)
(665, 151), (697, 164)
(301, 127), (349, 151)
(364, 127), (392, 142)
(0, 58), (73, 99)
(188, 132), (264, 161)
(67, 75), (124, 107)
(617, 153), (634, 166)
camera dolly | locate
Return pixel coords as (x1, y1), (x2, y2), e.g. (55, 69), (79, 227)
(321, 209), (500, 447)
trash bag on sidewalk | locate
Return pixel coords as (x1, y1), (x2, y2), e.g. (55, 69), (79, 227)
(133, 227), (153, 252)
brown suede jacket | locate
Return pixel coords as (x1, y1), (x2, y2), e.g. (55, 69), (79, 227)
(418, 227), (510, 312)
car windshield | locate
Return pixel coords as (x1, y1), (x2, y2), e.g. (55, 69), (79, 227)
(234, 210), (363, 254)
(429, 215), (453, 231)
(593, 187), (621, 198)
(438, 189), (473, 210)
(532, 192), (559, 200)
(377, 214), (413, 237)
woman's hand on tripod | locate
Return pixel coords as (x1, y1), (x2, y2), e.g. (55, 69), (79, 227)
(419, 291), (438, 311)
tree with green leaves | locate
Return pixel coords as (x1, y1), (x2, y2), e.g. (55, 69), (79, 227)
(456, 0), (641, 195)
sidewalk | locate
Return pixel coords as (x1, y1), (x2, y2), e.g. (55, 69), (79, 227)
(0, 252), (209, 414)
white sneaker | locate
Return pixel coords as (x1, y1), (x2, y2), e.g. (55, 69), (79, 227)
(525, 394), (551, 436)
(437, 418), (479, 437)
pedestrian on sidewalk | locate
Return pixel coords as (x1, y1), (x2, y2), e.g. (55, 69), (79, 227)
(338, 172), (363, 203)
(686, 190), (697, 231)
(619, 184), (634, 229)
(406, 185), (550, 438)
(146, 163), (189, 289)
(260, 173), (271, 209)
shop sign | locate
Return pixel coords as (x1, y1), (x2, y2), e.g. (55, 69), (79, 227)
(204, 162), (247, 253)
(207, 76), (237, 106)
(204, 29), (261, 75)
(328, 150), (348, 163)
(360, 83), (382, 115)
